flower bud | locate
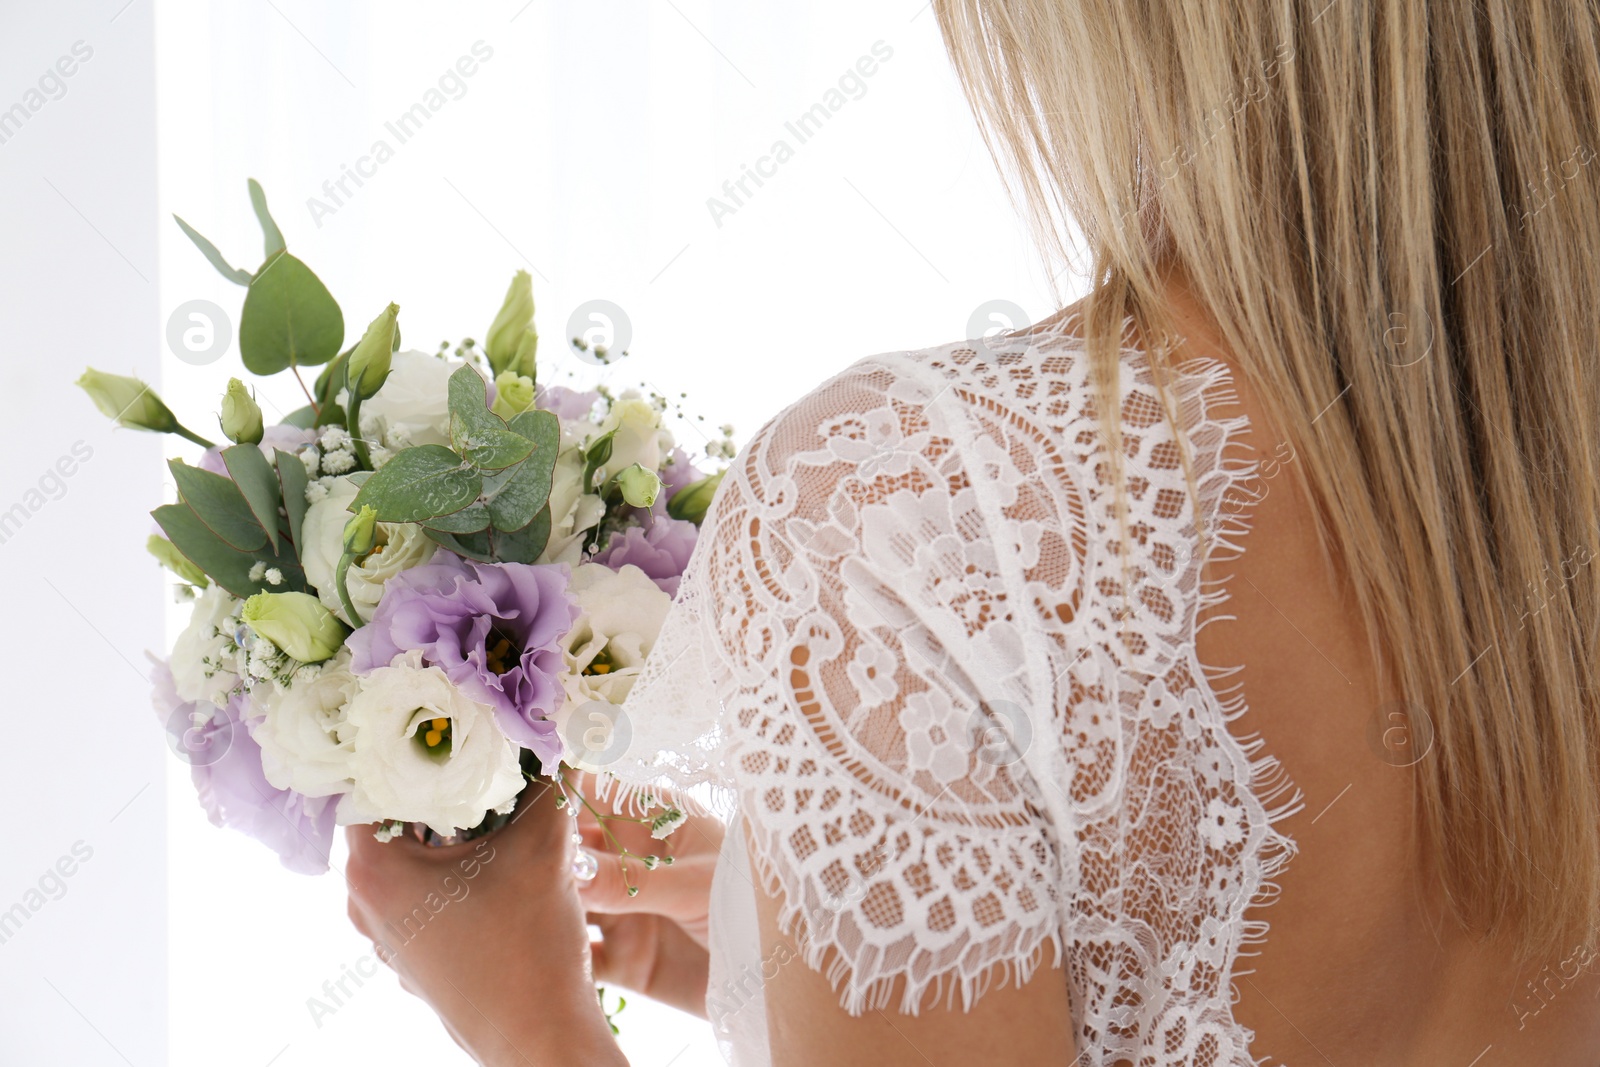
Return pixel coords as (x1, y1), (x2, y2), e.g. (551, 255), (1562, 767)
(666, 469), (725, 525)
(342, 504), (379, 557)
(510, 324), (539, 381)
(146, 534), (208, 587)
(241, 591), (348, 664)
(614, 463), (662, 509)
(490, 370), (536, 421)
(348, 303), (399, 400)
(76, 369), (179, 434)
(219, 378), (264, 445)
(485, 271), (534, 376)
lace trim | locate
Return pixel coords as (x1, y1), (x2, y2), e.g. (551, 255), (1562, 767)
(1174, 350), (1304, 1066)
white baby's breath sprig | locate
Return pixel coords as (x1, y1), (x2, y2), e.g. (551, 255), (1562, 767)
(650, 807), (686, 840)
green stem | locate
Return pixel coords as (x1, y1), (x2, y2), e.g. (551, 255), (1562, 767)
(346, 391), (372, 470)
(171, 423), (217, 449)
(335, 552), (365, 627)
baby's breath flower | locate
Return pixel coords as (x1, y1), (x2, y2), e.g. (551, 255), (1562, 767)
(246, 648), (276, 681)
(321, 449), (355, 475)
(318, 425), (352, 451)
(650, 807), (686, 840)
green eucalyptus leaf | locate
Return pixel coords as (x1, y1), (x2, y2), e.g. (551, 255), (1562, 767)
(447, 365), (535, 470)
(275, 448), (310, 554)
(172, 214), (252, 286)
(169, 459), (266, 552)
(350, 444), (481, 523)
(153, 503), (303, 598)
(221, 445), (283, 553)
(315, 401), (348, 428)
(508, 408), (559, 444)
(424, 528), (494, 562)
(281, 405), (317, 430)
(240, 251), (345, 374)
(247, 178), (287, 258)
(424, 503), (491, 534)
(485, 410), (559, 531)
(489, 504), (552, 564)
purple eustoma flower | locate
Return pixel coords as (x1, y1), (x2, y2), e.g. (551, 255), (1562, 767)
(347, 553), (579, 770)
(596, 516), (699, 597)
(150, 657), (337, 875)
(535, 383), (601, 422)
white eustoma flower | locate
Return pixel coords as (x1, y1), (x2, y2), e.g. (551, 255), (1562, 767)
(540, 445), (608, 565)
(358, 350), (471, 449)
(338, 652), (523, 836)
(170, 585), (243, 705)
(249, 648), (360, 798)
(598, 392), (674, 478)
(550, 563), (672, 770)
(299, 476), (437, 625)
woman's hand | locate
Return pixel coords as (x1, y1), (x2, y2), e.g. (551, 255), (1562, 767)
(570, 777), (723, 1017)
(344, 781), (626, 1067)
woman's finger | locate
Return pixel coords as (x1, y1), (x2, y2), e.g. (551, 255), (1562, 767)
(576, 846), (714, 923)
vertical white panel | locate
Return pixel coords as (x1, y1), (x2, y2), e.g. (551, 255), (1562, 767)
(0, 1), (167, 1064)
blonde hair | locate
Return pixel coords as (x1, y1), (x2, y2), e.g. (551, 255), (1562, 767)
(935, 0), (1600, 962)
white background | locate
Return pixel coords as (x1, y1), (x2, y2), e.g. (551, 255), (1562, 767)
(2, 1), (1076, 1064)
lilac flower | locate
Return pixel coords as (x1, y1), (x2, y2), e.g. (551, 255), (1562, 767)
(535, 384), (601, 422)
(595, 516), (699, 597)
(347, 554), (579, 769)
(150, 657), (337, 875)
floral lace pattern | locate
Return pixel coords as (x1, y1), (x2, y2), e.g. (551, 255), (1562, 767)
(613, 319), (1303, 1065)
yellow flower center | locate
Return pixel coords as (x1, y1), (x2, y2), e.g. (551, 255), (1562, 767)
(484, 628), (522, 676)
(583, 647), (617, 676)
(416, 714), (452, 758)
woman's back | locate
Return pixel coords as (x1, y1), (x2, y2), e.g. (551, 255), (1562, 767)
(1155, 282), (1600, 1065)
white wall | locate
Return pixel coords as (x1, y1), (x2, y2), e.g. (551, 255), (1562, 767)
(4, 1), (1080, 1063)
(0, 1), (167, 1064)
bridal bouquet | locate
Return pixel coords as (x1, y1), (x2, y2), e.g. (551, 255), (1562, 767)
(77, 181), (728, 879)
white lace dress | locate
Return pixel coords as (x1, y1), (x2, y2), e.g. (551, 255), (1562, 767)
(611, 320), (1305, 1066)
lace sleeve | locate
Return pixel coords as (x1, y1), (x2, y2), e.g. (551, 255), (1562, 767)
(613, 350), (1067, 1015)
(619, 326), (1306, 1062)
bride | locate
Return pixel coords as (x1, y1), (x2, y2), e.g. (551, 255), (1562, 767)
(343, 2), (1600, 1064)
